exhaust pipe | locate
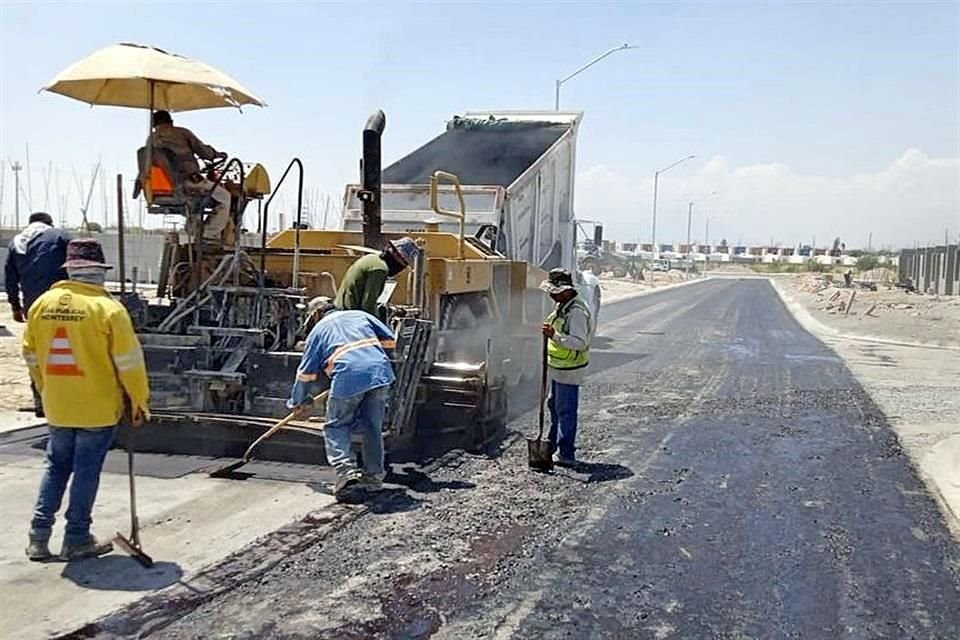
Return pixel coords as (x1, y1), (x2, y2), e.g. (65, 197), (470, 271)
(360, 110), (386, 249)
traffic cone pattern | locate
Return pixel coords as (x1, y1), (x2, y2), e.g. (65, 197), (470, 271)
(46, 327), (84, 376)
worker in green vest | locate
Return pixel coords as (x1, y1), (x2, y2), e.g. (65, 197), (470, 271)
(335, 237), (419, 317)
(541, 268), (593, 467)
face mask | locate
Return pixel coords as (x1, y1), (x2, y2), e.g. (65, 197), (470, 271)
(67, 267), (108, 286)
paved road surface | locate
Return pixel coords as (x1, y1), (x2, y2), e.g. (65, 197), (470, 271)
(75, 279), (960, 639)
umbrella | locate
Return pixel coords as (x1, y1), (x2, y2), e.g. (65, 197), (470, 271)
(42, 42), (266, 203)
(42, 42), (266, 111)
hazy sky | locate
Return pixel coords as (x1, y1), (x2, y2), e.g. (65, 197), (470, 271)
(1, 0), (957, 248)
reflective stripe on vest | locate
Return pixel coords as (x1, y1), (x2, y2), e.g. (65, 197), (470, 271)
(546, 297), (590, 370)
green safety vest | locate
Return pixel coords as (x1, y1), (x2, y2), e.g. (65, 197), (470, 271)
(546, 296), (591, 370)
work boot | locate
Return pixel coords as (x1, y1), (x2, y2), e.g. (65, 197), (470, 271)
(554, 454), (578, 469)
(333, 469), (362, 500)
(61, 536), (113, 561)
(357, 474), (384, 491)
(25, 536), (53, 562)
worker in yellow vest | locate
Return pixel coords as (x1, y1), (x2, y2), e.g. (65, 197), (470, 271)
(541, 268), (593, 467)
(22, 239), (150, 562)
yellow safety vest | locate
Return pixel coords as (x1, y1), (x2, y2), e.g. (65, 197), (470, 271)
(546, 297), (591, 370)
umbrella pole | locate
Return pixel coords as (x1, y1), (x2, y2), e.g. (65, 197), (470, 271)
(145, 82), (154, 202)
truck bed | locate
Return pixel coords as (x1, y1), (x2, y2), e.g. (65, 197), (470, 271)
(383, 120), (568, 187)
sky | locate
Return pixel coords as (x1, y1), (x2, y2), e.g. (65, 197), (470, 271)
(0, 0), (958, 249)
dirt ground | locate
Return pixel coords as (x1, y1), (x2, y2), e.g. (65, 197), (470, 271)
(597, 270), (690, 304)
(0, 306), (32, 413)
(782, 272), (960, 347)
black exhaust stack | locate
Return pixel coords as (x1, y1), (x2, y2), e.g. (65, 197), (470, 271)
(360, 110), (386, 249)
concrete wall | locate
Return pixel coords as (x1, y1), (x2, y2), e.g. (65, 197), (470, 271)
(0, 230), (268, 289)
(898, 244), (959, 295)
(0, 230), (167, 288)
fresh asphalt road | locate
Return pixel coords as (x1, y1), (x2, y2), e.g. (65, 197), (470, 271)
(77, 279), (960, 639)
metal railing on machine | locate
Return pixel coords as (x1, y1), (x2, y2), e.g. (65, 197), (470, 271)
(256, 158), (304, 326)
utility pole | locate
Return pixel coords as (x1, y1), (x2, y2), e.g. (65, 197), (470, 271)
(11, 160), (23, 228)
(705, 217), (710, 247)
(25, 144), (34, 212)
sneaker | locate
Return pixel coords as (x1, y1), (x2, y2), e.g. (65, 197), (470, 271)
(333, 469), (362, 499)
(357, 474), (384, 491)
(61, 536), (113, 561)
(554, 455), (578, 468)
(25, 537), (53, 562)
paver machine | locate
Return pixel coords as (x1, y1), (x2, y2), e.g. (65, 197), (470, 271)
(128, 111), (544, 464)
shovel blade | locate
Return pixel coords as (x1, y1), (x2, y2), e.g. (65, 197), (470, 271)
(526, 438), (554, 471)
(114, 532), (153, 568)
(208, 459), (247, 478)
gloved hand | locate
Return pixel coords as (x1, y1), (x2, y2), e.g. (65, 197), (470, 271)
(12, 308), (25, 323)
(291, 398), (315, 419)
(541, 323), (555, 338)
(214, 151), (228, 161)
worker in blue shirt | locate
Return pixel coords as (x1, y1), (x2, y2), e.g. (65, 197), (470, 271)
(288, 298), (396, 498)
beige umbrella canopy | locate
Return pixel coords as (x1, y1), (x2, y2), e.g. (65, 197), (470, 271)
(42, 42), (266, 111)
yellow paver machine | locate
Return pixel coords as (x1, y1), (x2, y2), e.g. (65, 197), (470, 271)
(131, 110), (587, 463)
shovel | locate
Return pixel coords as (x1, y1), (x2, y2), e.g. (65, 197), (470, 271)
(114, 422), (153, 568)
(527, 336), (554, 471)
(209, 390), (328, 478)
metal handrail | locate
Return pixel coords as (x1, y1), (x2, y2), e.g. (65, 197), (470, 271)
(258, 158), (304, 287)
(429, 170), (466, 259)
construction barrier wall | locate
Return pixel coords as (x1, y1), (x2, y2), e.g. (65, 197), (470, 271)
(898, 244), (960, 296)
(0, 230), (262, 289)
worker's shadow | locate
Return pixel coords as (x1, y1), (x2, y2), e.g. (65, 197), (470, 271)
(61, 555), (182, 591)
(306, 482), (424, 515)
(337, 487), (423, 515)
(561, 461), (634, 484)
(386, 465), (476, 494)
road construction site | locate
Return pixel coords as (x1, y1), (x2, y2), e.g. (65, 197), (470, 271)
(2, 277), (958, 639)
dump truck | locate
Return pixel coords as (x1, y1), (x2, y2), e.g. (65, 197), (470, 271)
(342, 110), (600, 316)
(125, 110), (580, 464)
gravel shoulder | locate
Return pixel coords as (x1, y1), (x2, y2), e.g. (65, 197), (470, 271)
(779, 272), (960, 348)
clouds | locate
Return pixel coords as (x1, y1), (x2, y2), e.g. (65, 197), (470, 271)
(576, 150), (960, 249)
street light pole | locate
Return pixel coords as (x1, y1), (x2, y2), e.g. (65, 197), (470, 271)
(651, 154), (695, 255)
(555, 43), (637, 110)
(685, 191), (717, 275)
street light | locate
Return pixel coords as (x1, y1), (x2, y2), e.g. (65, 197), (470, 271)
(651, 154), (695, 255)
(555, 43), (637, 111)
(686, 191), (717, 274)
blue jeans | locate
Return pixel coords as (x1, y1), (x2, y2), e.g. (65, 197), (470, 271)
(547, 381), (580, 460)
(324, 386), (389, 478)
(30, 426), (117, 546)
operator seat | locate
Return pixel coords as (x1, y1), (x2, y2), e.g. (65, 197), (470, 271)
(133, 146), (214, 218)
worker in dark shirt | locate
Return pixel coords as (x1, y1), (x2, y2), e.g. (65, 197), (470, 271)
(5, 212), (71, 321)
(5, 212), (71, 417)
(335, 237), (419, 317)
